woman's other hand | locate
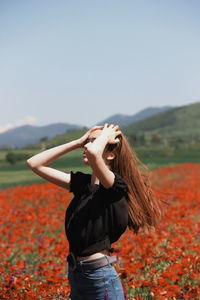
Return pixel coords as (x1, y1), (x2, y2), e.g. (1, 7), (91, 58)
(77, 126), (104, 147)
(100, 123), (121, 144)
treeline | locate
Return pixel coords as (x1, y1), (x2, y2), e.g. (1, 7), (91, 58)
(2, 133), (200, 165)
(4, 152), (30, 165)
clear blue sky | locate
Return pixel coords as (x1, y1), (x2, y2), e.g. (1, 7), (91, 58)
(0, 0), (200, 132)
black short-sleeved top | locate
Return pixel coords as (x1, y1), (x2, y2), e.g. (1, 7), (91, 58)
(65, 171), (129, 256)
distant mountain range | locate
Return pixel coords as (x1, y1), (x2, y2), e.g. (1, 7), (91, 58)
(0, 123), (84, 148)
(124, 101), (200, 140)
(1, 103), (199, 148)
(96, 106), (175, 127)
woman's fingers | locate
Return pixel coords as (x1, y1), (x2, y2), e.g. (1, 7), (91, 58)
(105, 123), (117, 127)
(103, 123), (119, 129)
(116, 131), (122, 137)
(90, 125), (104, 132)
(91, 126), (102, 130)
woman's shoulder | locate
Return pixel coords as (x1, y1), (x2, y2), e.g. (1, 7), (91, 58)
(99, 172), (128, 200)
(107, 172), (128, 192)
(113, 172), (128, 188)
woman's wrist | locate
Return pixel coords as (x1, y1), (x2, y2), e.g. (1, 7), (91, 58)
(75, 137), (86, 148)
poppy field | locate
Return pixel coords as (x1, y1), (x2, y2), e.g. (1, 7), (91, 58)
(0, 162), (200, 299)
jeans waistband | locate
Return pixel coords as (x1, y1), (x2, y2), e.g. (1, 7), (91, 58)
(67, 253), (117, 272)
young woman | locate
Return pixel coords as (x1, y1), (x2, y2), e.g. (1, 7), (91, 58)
(27, 123), (164, 300)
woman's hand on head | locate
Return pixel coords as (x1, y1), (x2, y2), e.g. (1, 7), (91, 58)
(100, 123), (122, 144)
(77, 126), (104, 147)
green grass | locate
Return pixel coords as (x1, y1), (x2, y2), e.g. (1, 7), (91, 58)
(0, 146), (199, 190)
(134, 145), (200, 169)
(0, 149), (91, 190)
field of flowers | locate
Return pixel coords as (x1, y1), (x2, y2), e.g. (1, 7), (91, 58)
(0, 163), (200, 299)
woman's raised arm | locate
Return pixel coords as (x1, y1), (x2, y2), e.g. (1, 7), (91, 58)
(26, 126), (103, 189)
(26, 139), (82, 190)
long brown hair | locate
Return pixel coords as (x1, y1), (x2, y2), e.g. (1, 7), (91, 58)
(107, 132), (167, 235)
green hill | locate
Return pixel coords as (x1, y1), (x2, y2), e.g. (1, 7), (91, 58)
(23, 128), (88, 150)
(22, 102), (200, 151)
(124, 102), (200, 142)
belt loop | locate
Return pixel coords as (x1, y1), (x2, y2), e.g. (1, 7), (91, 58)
(67, 252), (77, 271)
(79, 260), (84, 273)
(105, 255), (110, 266)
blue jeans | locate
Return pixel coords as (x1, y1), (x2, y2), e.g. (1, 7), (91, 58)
(67, 256), (125, 300)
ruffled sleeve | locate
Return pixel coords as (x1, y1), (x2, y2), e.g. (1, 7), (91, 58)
(69, 171), (90, 195)
(100, 172), (128, 202)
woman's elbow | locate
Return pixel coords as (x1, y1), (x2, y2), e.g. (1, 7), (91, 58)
(26, 159), (37, 169)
